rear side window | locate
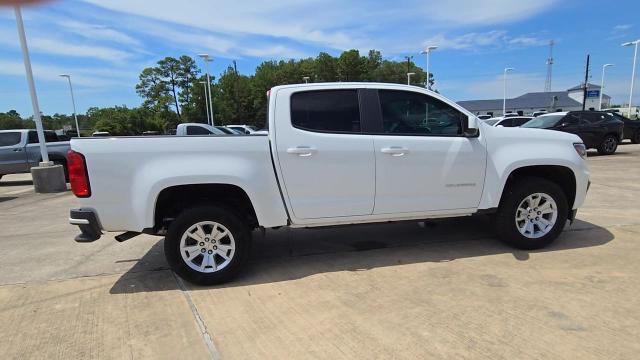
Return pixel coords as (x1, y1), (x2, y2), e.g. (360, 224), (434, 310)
(378, 90), (464, 135)
(291, 90), (361, 133)
(498, 119), (514, 127)
(186, 126), (213, 135)
(512, 117), (532, 127)
(0, 132), (21, 147)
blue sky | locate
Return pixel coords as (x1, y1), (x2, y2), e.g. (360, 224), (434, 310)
(0, 0), (639, 117)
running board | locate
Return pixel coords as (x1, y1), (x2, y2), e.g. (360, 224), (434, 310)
(115, 231), (141, 242)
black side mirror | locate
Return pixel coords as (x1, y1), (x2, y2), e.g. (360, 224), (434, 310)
(464, 128), (480, 137)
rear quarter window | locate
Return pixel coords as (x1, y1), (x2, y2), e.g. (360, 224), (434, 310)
(0, 132), (22, 147)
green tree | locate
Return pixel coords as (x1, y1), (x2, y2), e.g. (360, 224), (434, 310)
(337, 50), (366, 81)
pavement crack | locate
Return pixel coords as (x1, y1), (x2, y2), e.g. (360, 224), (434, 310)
(172, 272), (221, 360)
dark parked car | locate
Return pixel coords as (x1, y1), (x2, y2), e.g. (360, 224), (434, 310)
(522, 111), (624, 155)
(609, 112), (640, 144)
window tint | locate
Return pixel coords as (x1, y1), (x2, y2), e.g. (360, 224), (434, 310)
(186, 126), (213, 135)
(498, 118), (513, 127)
(44, 131), (59, 142)
(378, 90), (464, 135)
(579, 112), (606, 124)
(562, 114), (580, 125)
(28, 131), (39, 144)
(512, 117), (532, 126)
(291, 90), (360, 133)
(0, 132), (21, 147)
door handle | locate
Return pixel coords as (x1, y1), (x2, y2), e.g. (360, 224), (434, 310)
(380, 146), (409, 156)
(13, 148), (22, 152)
(286, 146), (317, 157)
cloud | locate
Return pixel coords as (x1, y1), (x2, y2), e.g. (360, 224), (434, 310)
(57, 20), (142, 47)
(0, 26), (133, 62)
(422, 31), (548, 51)
(613, 24), (633, 31)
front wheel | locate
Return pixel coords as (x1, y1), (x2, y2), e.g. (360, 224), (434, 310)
(495, 177), (568, 250)
(597, 134), (618, 155)
(164, 206), (251, 285)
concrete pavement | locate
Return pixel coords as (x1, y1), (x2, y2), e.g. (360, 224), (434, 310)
(1, 145), (640, 359)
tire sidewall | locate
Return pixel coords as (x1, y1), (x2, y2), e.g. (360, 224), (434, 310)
(496, 177), (568, 250)
(598, 135), (617, 155)
(165, 206), (250, 285)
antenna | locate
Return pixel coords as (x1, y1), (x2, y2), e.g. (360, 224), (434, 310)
(544, 40), (554, 92)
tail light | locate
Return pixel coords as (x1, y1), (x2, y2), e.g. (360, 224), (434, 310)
(67, 150), (91, 197)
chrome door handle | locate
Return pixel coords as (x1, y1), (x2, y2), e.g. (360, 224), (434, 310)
(380, 146), (409, 156)
(286, 146), (317, 157)
(13, 148), (22, 152)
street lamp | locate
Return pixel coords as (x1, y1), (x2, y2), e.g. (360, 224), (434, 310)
(199, 81), (210, 125)
(407, 72), (416, 85)
(599, 64), (614, 111)
(302, 76), (310, 84)
(59, 74), (80, 137)
(420, 45), (437, 90)
(503, 67), (514, 116)
(622, 40), (640, 118)
(197, 53), (215, 126)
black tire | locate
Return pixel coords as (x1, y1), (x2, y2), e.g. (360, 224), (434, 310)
(164, 205), (251, 285)
(632, 130), (640, 144)
(597, 134), (618, 155)
(495, 176), (568, 250)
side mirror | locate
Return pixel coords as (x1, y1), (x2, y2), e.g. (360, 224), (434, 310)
(464, 115), (480, 138)
(559, 122), (570, 128)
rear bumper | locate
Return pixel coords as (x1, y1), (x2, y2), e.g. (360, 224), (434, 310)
(69, 208), (102, 242)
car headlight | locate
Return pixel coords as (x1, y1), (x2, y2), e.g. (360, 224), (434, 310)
(574, 143), (587, 159)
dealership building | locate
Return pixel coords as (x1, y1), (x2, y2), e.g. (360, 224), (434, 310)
(457, 83), (610, 117)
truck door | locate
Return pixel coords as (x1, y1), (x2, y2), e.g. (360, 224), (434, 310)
(274, 88), (375, 219)
(370, 89), (486, 214)
(0, 131), (28, 174)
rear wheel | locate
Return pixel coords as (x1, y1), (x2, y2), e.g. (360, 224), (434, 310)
(52, 160), (69, 182)
(597, 134), (618, 155)
(495, 177), (568, 250)
(164, 206), (251, 285)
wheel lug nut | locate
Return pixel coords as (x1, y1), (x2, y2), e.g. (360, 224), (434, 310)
(537, 212), (541, 215)
(201, 248), (206, 253)
(208, 250), (213, 254)
(199, 242), (204, 246)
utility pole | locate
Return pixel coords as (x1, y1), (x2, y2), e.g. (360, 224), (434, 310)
(582, 54), (590, 111)
(544, 40), (554, 92)
(404, 56), (413, 79)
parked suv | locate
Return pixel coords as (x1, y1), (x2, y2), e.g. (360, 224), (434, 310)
(522, 111), (623, 155)
(609, 112), (640, 144)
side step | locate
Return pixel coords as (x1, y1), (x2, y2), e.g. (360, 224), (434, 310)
(115, 231), (141, 242)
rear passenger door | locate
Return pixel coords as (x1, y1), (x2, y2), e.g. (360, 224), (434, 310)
(0, 132), (28, 174)
(576, 113), (604, 147)
(274, 89), (375, 219)
(371, 89), (486, 214)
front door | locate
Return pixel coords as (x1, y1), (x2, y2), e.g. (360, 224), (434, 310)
(371, 90), (486, 214)
(275, 88), (375, 219)
(0, 131), (28, 174)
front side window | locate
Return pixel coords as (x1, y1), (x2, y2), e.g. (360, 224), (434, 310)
(291, 90), (360, 133)
(0, 132), (21, 147)
(378, 90), (464, 135)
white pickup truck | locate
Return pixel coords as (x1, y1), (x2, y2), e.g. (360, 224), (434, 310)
(68, 83), (589, 285)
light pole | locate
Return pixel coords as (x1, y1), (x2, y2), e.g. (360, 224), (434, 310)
(59, 74), (80, 136)
(198, 53), (215, 126)
(302, 76), (310, 84)
(14, 6), (48, 164)
(503, 67), (514, 116)
(199, 81), (210, 125)
(622, 40), (639, 118)
(420, 45), (437, 90)
(599, 64), (614, 111)
(407, 72), (416, 85)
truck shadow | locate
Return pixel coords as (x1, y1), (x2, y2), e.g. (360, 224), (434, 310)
(0, 179), (33, 187)
(109, 216), (614, 294)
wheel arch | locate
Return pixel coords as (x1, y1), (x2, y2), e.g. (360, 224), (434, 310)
(152, 183), (259, 233)
(500, 165), (577, 209)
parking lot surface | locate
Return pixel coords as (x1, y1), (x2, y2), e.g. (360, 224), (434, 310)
(1, 145), (640, 359)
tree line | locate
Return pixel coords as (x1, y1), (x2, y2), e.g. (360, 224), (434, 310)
(1, 49), (432, 135)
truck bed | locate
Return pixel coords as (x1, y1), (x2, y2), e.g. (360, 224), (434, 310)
(71, 135), (288, 231)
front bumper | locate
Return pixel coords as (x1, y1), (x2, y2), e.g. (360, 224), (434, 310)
(69, 208), (102, 242)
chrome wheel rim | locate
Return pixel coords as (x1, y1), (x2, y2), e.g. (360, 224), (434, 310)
(179, 221), (235, 273)
(515, 193), (558, 239)
(604, 137), (616, 152)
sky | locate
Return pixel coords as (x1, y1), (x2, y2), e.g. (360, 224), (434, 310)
(0, 0), (639, 117)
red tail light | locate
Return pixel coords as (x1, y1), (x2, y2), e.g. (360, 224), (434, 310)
(67, 150), (91, 197)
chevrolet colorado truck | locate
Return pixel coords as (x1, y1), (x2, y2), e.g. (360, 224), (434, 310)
(0, 129), (70, 180)
(68, 83), (590, 285)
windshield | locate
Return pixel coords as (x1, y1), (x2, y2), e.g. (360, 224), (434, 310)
(521, 114), (564, 128)
(484, 119), (500, 126)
